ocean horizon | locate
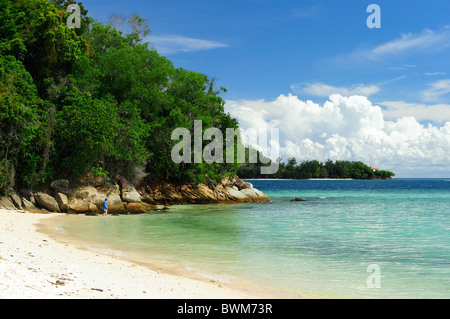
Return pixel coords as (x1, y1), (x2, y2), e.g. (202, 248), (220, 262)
(54, 178), (450, 298)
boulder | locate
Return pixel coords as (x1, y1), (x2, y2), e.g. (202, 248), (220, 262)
(124, 202), (157, 214)
(226, 187), (248, 200)
(55, 193), (69, 211)
(121, 188), (142, 203)
(239, 188), (270, 202)
(105, 191), (126, 213)
(50, 179), (69, 189)
(20, 190), (36, 205)
(291, 197), (305, 202)
(9, 193), (23, 209)
(118, 177), (142, 203)
(0, 196), (17, 210)
(34, 192), (60, 213)
(240, 188), (266, 198)
(50, 179), (69, 194)
(22, 198), (45, 214)
(233, 176), (248, 190)
(74, 186), (98, 200)
(68, 199), (98, 214)
(86, 193), (107, 208)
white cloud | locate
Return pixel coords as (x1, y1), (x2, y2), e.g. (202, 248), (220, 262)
(225, 94), (450, 177)
(337, 26), (450, 63)
(291, 82), (380, 97)
(424, 72), (446, 76)
(146, 35), (228, 54)
(422, 79), (450, 102)
(379, 100), (450, 123)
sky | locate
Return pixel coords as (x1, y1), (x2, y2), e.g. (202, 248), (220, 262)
(80, 0), (450, 177)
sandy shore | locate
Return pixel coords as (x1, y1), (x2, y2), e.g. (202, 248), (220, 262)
(0, 209), (269, 299)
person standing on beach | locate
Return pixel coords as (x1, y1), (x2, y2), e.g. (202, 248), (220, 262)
(102, 198), (108, 216)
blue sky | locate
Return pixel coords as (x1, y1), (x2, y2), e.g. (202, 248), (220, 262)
(80, 0), (450, 177)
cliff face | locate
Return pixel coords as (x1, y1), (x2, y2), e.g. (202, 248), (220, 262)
(0, 176), (269, 215)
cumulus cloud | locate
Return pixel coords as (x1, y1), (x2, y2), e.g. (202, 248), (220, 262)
(225, 94), (450, 177)
(379, 100), (450, 123)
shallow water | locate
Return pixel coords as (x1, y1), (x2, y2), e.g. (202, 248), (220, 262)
(56, 179), (450, 298)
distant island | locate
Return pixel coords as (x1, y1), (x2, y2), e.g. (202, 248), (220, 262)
(238, 158), (395, 180)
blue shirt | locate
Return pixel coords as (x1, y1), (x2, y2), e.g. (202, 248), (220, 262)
(102, 200), (108, 209)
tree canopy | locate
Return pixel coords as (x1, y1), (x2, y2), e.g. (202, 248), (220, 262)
(238, 157), (395, 180)
(0, 0), (239, 194)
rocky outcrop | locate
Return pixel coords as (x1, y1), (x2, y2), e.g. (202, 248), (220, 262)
(137, 175), (270, 205)
(0, 175), (269, 215)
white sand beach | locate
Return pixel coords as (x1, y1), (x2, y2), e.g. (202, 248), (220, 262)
(0, 209), (267, 299)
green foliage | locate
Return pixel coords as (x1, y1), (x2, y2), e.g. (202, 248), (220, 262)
(238, 158), (395, 180)
(0, 54), (51, 190)
(0, 0), (243, 193)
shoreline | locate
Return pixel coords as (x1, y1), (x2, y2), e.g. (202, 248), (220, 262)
(0, 209), (291, 299)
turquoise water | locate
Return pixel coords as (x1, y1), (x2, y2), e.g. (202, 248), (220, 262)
(56, 179), (450, 298)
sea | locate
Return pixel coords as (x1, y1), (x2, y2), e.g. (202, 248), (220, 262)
(54, 179), (450, 298)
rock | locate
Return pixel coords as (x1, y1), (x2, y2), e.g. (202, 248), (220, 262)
(124, 202), (157, 213)
(105, 190), (126, 214)
(121, 188), (142, 203)
(74, 186), (98, 200)
(68, 199), (98, 214)
(34, 192), (60, 213)
(291, 197), (305, 202)
(22, 198), (42, 214)
(233, 176), (248, 190)
(226, 187), (248, 200)
(50, 179), (69, 189)
(86, 193), (106, 208)
(55, 193), (69, 211)
(0, 196), (17, 210)
(240, 188), (266, 198)
(136, 176), (270, 205)
(79, 174), (105, 187)
(50, 179), (69, 193)
(9, 193), (23, 209)
(20, 190), (36, 205)
(118, 177), (142, 203)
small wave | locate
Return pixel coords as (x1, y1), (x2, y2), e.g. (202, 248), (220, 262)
(86, 246), (128, 258)
(185, 266), (231, 283)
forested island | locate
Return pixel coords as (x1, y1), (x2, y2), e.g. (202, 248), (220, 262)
(238, 158), (395, 180)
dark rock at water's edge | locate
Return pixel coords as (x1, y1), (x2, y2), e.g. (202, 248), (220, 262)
(0, 175), (270, 214)
(290, 197), (305, 202)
